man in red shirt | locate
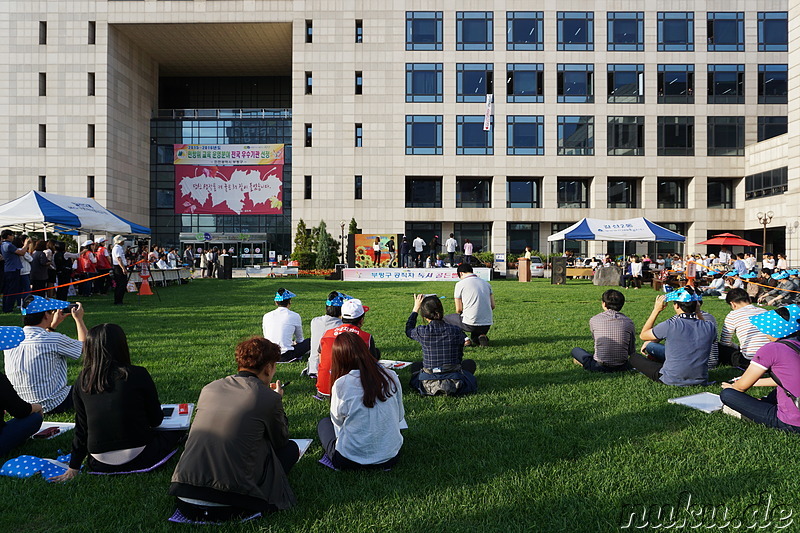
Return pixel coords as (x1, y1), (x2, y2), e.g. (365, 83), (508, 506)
(316, 299), (379, 396)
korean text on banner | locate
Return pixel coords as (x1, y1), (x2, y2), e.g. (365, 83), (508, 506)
(483, 94), (493, 132)
(175, 165), (283, 215)
(173, 144), (284, 166)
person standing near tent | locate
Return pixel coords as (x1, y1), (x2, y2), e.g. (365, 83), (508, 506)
(2, 230), (27, 313)
(463, 239), (474, 265)
(94, 237), (112, 295)
(111, 235), (128, 305)
(445, 234), (458, 267)
(412, 235), (425, 268)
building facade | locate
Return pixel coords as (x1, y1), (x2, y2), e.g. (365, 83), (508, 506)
(1, 1), (797, 261)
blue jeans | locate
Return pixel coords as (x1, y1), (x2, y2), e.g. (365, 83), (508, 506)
(643, 342), (666, 363)
(720, 389), (800, 433)
(0, 412), (43, 456)
(2, 270), (21, 313)
(571, 347), (630, 373)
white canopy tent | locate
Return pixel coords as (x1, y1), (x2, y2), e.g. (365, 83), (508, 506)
(547, 217), (685, 258)
(0, 191), (150, 236)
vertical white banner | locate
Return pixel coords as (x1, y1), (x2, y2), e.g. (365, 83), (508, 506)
(483, 94), (493, 131)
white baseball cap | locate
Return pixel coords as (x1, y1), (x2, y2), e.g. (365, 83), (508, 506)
(82, 240), (94, 247)
(341, 298), (369, 319)
(94, 236), (106, 244)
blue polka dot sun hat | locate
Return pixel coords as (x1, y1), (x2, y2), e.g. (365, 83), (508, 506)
(772, 271), (790, 281)
(325, 292), (352, 306)
(0, 326), (24, 350)
(750, 304), (800, 339)
(274, 289), (297, 302)
(20, 295), (71, 316)
(740, 272), (757, 279)
(664, 288), (703, 303)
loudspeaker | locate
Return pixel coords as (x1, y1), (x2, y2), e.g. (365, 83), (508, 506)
(551, 257), (567, 285)
(219, 255), (233, 280)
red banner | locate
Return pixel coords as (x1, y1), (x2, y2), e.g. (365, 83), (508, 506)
(175, 165), (283, 215)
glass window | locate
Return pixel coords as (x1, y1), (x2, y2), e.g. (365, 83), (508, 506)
(506, 178), (541, 208)
(758, 12), (788, 51)
(707, 116), (745, 156)
(406, 12), (443, 51)
(607, 64), (644, 103)
(38, 175), (46, 192)
(552, 222), (587, 255)
(557, 64), (594, 103)
(506, 11), (543, 51)
(607, 12), (644, 51)
(557, 178), (590, 207)
(757, 116), (788, 142)
(456, 178), (492, 208)
(758, 65), (788, 104)
(607, 116), (644, 156)
(355, 71), (362, 95)
(39, 72), (46, 96)
(87, 175), (95, 198)
(745, 167), (787, 200)
(657, 116), (694, 156)
(304, 72), (312, 94)
(457, 63), (493, 103)
(406, 63), (443, 103)
(354, 175), (362, 200)
(406, 223), (443, 250)
(707, 12), (745, 51)
(405, 177), (442, 208)
(355, 20), (363, 43)
(707, 65), (744, 104)
(457, 12), (493, 51)
(39, 21), (47, 45)
(405, 115), (443, 155)
(454, 223), (492, 254)
(557, 116), (594, 156)
(305, 20), (313, 43)
(657, 179), (688, 208)
(657, 65), (694, 103)
(456, 115), (493, 155)
(558, 12), (594, 51)
(658, 12), (694, 51)
(507, 116), (544, 155)
(39, 124), (46, 147)
(304, 123), (312, 147)
(507, 64), (543, 103)
(88, 72), (95, 96)
(607, 178), (638, 208)
(707, 179), (735, 209)
(156, 189), (174, 209)
(507, 223), (540, 254)
(88, 124), (95, 148)
(355, 123), (362, 147)
(304, 175), (312, 199)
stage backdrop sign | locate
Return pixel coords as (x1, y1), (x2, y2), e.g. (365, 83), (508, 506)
(174, 144), (284, 215)
(342, 268), (492, 282)
(354, 234), (398, 268)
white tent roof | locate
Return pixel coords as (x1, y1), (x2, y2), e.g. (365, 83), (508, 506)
(0, 191), (150, 235)
(547, 217), (685, 242)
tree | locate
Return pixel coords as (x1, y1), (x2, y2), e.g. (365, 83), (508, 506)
(315, 220), (336, 269)
(348, 217), (358, 234)
(293, 219), (311, 253)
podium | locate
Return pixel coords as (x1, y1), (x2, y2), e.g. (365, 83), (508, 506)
(518, 258), (531, 282)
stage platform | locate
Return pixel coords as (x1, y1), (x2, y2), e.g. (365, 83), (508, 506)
(342, 267), (491, 282)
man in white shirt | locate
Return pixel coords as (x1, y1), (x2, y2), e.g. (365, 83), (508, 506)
(444, 264), (495, 347)
(412, 236), (425, 268)
(718, 289), (770, 369)
(262, 288), (310, 362)
(4, 296), (86, 413)
(111, 235), (128, 305)
(445, 233), (458, 266)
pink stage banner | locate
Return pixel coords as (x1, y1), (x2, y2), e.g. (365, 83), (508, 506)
(175, 165), (283, 215)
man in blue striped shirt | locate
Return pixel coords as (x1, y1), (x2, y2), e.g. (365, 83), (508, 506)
(3, 296), (87, 413)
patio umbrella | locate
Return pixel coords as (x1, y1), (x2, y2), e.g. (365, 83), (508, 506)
(696, 233), (761, 247)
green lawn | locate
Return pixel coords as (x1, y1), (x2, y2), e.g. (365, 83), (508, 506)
(0, 278), (796, 532)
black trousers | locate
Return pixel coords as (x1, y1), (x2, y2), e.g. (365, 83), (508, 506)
(718, 344), (751, 369)
(113, 266), (127, 304)
(629, 353), (664, 383)
(87, 430), (185, 473)
(443, 313), (491, 342)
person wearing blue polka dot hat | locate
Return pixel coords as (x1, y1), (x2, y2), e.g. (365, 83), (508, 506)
(4, 296), (87, 414)
(630, 287), (717, 386)
(0, 326), (44, 456)
(721, 305), (800, 433)
(305, 291), (353, 378)
(262, 288), (310, 362)
(760, 270), (797, 307)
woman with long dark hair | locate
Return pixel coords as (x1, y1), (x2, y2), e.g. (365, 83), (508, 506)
(50, 323), (182, 481)
(317, 331), (405, 470)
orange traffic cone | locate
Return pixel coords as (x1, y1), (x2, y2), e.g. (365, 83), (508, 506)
(139, 278), (153, 296)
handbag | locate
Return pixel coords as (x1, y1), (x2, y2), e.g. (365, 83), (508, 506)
(768, 340), (800, 410)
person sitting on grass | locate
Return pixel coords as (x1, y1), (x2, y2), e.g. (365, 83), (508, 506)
(305, 291), (350, 379)
(760, 271), (798, 307)
(571, 289), (634, 373)
(630, 287), (716, 386)
(720, 305), (800, 434)
(316, 299), (379, 397)
(0, 326), (43, 456)
(406, 294), (477, 396)
(170, 337), (299, 521)
(718, 289), (770, 370)
(317, 332), (405, 470)
(699, 273), (725, 297)
(262, 288), (310, 362)
(50, 323), (184, 481)
(444, 263), (495, 347)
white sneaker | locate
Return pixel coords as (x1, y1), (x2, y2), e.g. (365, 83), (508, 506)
(722, 405), (742, 419)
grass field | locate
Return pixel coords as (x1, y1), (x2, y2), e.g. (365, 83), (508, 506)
(0, 277), (796, 532)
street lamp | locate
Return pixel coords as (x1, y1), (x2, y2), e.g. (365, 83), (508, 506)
(340, 220), (346, 264)
(757, 211), (774, 252)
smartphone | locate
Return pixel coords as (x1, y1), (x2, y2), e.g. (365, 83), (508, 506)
(64, 303), (79, 313)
